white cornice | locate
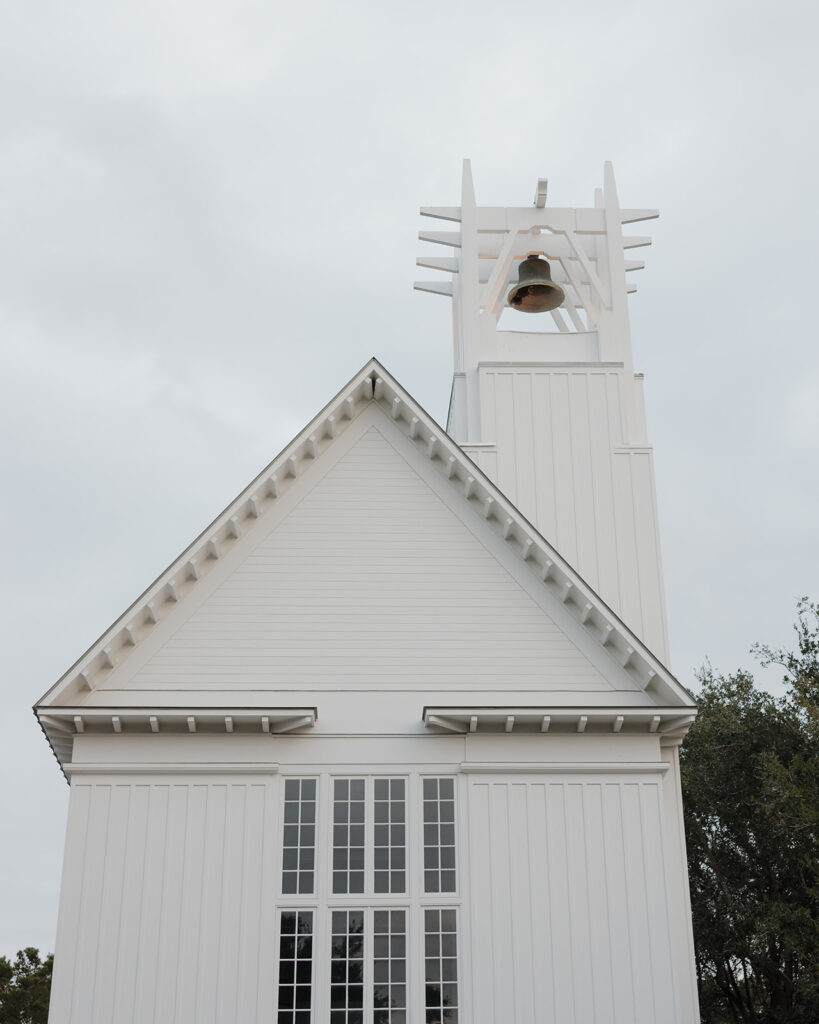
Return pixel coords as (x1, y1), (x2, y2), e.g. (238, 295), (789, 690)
(424, 706), (696, 738)
(35, 358), (694, 730)
(35, 706), (316, 777)
(64, 762), (281, 776)
(458, 762), (670, 775)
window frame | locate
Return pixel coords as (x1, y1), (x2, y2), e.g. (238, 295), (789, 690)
(275, 770), (463, 1024)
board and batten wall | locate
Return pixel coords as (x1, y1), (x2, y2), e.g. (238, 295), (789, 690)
(465, 773), (684, 1024)
(463, 364), (669, 664)
(47, 756), (695, 1024)
(48, 775), (279, 1024)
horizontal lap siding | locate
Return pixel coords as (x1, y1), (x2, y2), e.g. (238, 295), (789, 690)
(467, 778), (678, 1024)
(131, 427), (608, 691)
(48, 781), (270, 1024)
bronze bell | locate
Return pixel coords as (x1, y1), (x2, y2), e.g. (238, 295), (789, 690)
(506, 254), (565, 313)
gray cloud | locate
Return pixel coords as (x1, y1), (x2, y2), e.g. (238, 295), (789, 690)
(2, 0), (817, 954)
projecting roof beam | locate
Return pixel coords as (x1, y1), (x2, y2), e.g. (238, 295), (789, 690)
(416, 256), (460, 273)
(418, 230), (461, 248)
(414, 281), (453, 297)
(420, 206), (462, 222)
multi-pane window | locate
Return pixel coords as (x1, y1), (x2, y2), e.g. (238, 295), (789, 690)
(373, 779), (406, 894)
(330, 910), (365, 1024)
(278, 910), (314, 1024)
(333, 779), (366, 894)
(282, 779), (317, 895)
(277, 776), (458, 1022)
(373, 910), (407, 1024)
(422, 778), (456, 893)
(424, 909), (458, 1024)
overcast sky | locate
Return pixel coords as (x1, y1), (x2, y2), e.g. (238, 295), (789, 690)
(2, 0), (817, 956)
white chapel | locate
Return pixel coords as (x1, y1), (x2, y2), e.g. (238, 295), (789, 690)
(36, 162), (700, 1024)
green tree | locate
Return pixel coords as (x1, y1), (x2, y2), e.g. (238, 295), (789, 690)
(681, 600), (819, 1023)
(0, 948), (52, 1024)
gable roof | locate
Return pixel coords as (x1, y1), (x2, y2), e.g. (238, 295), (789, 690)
(36, 358), (695, 721)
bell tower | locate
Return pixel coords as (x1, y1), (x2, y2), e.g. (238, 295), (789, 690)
(416, 161), (670, 663)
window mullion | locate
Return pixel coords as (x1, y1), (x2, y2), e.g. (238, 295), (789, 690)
(408, 773), (423, 1024)
(313, 773), (331, 1023)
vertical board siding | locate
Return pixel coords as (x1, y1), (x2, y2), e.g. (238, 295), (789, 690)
(480, 366), (668, 661)
(49, 781), (271, 1024)
(467, 778), (679, 1024)
(130, 426), (609, 691)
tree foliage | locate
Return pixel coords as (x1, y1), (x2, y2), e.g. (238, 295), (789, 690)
(0, 948), (52, 1024)
(681, 600), (819, 1023)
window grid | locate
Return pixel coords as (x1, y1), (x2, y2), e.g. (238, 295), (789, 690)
(373, 909), (407, 1024)
(333, 779), (366, 894)
(277, 910), (313, 1024)
(374, 779), (406, 894)
(422, 779), (456, 893)
(282, 779), (317, 895)
(277, 775), (462, 1022)
(331, 910), (365, 1024)
(424, 908), (458, 1024)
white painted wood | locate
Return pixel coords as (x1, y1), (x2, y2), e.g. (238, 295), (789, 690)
(422, 166), (669, 661)
(119, 424), (617, 695)
(473, 365), (669, 660)
(466, 776), (681, 1023)
(48, 780), (272, 1024)
(40, 340), (699, 1023)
